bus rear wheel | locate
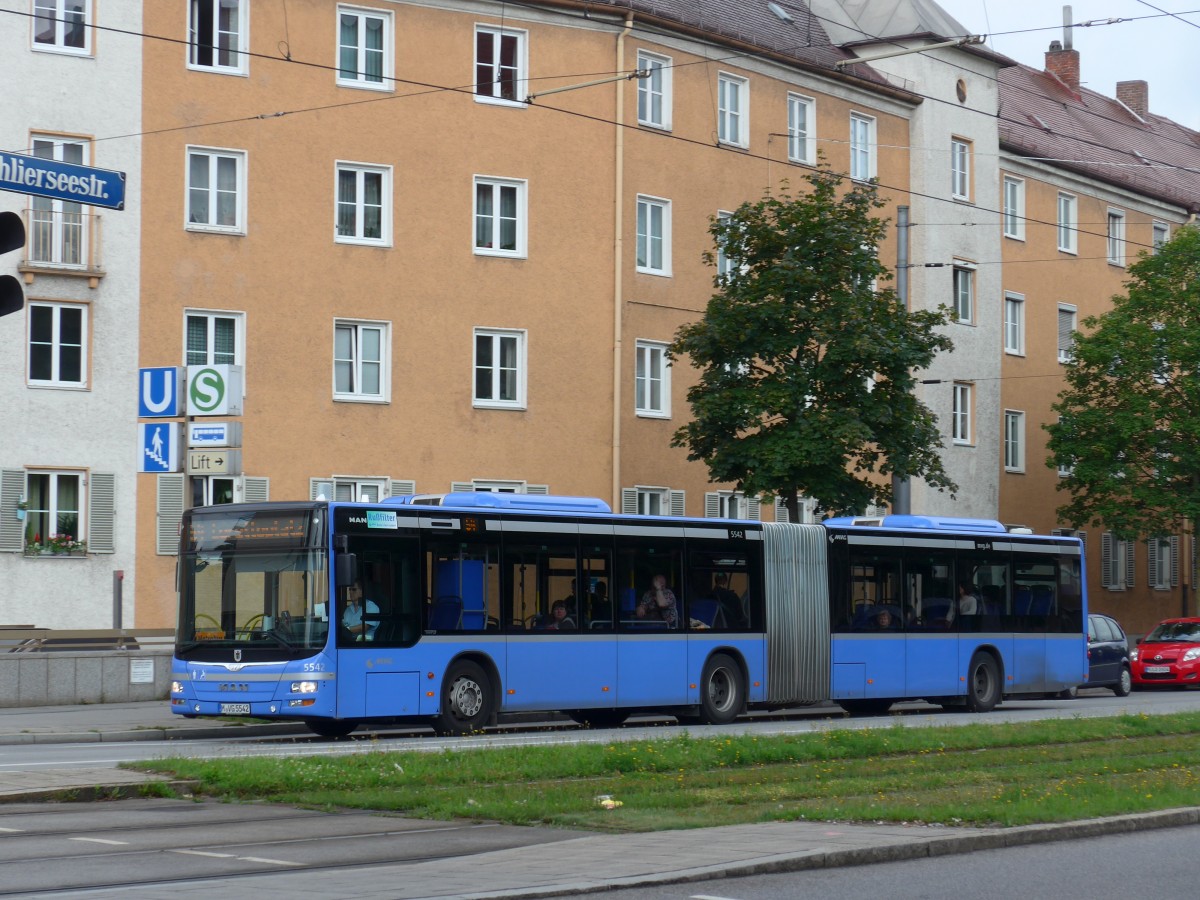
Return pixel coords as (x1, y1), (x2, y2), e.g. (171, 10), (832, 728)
(434, 660), (493, 736)
(965, 652), (1001, 713)
(306, 719), (359, 738)
(567, 709), (630, 728)
(698, 653), (744, 725)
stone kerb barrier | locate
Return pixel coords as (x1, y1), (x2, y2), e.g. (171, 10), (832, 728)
(0, 628), (175, 707)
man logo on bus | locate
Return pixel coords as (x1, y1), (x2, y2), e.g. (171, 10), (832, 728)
(190, 367), (226, 413)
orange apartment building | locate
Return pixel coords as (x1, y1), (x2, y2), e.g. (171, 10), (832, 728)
(996, 43), (1200, 634)
(132, 1), (918, 626)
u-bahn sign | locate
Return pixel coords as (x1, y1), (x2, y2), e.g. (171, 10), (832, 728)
(0, 150), (126, 211)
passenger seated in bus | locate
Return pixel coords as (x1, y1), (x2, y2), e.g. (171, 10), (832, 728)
(342, 583), (380, 641)
(541, 600), (575, 631)
(711, 572), (746, 629)
(871, 608), (898, 630)
(957, 582), (980, 616)
(636, 574), (679, 627)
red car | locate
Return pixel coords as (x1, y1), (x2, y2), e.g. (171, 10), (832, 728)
(1130, 617), (1200, 689)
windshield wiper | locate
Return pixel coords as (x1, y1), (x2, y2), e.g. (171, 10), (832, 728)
(266, 629), (296, 651)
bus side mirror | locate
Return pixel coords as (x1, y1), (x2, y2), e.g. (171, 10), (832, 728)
(335, 552), (358, 588)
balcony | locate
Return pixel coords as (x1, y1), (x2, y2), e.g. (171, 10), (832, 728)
(17, 207), (105, 287)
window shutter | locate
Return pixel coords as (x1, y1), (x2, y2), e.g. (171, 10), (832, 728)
(389, 480), (415, 497)
(1170, 535), (1180, 587)
(525, 484), (549, 495)
(1057, 309), (1073, 359)
(243, 477), (269, 503)
(774, 497), (789, 523)
(0, 469), (24, 552)
(1148, 538), (1159, 588)
(745, 497), (761, 521)
(705, 492), (720, 518)
(311, 479), (334, 501)
(156, 474), (185, 556)
(669, 490), (685, 517)
(621, 488), (638, 514)
(1124, 540), (1135, 587)
(88, 473), (116, 553)
(1101, 532), (1113, 588)
(450, 482), (475, 493)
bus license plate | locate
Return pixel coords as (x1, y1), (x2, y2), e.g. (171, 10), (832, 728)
(220, 703), (251, 715)
(1144, 666), (1170, 674)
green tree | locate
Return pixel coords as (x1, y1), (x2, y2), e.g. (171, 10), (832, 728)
(669, 167), (956, 520)
(1046, 224), (1200, 539)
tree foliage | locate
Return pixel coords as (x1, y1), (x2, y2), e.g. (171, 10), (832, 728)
(668, 167), (956, 519)
(1047, 224), (1200, 539)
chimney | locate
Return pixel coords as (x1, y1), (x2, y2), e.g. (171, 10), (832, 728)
(1045, 6), (1080, 93)
(1117, 80), (1149, 118)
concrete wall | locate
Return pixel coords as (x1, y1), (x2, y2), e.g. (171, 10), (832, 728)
(0, 650), (170, 708)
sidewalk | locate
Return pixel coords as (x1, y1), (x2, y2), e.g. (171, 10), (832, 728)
(0, 702), (1198, 899)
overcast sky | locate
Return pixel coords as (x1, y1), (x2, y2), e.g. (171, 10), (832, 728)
(934, 1), (1199, 129)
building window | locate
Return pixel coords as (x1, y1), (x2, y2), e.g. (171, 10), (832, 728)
(337, 6), (390, 89)
(1107, 209), (1125, 265)
(1002, 176), (1025, 239)
(1153, 221), (1169, 252)
(637, 51), (671, 129)
(1148, 537), (1179, 590)
(717, 73), (748, 147)
(706, 491), (759, 520)
(473, 328), (526, 409)
(1101, 533), (1133, 590)
(1058, 305), (1076, 363)
(952, 382), (972, 445)
(188, 0), (246, 73)
(715, 210), (736, 279)
(28, 302), (86, 387)
(951, 138), (971, 200)
(635, 339), (670, 417)
(1057, 192), (1077, 253)
(849, 113), (875, 181)
(636, 195), (671, 276)
(185, 310), (242, 366)
(334, 320), (388, 401)
(186, 147), (245, 233)
(336, 163), (390, 244)
(952, 262), (974, 324)
(29, 136), (87, 268)
(474, 177), (527, 257)
(622, 486), (685, 517)
(23, 470), (86, 553)
(474, 25), (526, 104)
(787, 93), (815, 165)
(1004, 293), (1024, 355)
(33, 0), (89, 54)
(1004, 410), (1025, 472)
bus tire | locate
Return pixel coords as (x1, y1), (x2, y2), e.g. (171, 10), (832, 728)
(965, 652), (1001, 713)
(567, 709), (630, 728)
(839, 699), (893, 716)
(698, 653), (744, 725)
(306, 719), (358, 738)
(434, 660), (493, 736)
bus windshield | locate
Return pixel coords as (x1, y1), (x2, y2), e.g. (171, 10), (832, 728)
(178, 508), (329, 656)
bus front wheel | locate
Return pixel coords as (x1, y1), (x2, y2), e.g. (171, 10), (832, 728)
(698, 653), (744, 725)
(965, 652), (1001, 713)
(434, 660), (493, 736)
(306, 719), (359, 738)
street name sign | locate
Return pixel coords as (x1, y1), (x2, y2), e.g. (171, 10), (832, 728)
(0, 150), (126, 211)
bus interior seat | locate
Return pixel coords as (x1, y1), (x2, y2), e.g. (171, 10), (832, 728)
(620, 588), (637, 614)
(1030, 587), (1054, 615)
(1014, 588), (1033, 615)
(428, 596), (463, 630)
(688, 599), (721, 629)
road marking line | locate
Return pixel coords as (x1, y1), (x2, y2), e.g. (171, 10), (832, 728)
(239, 856), (303, 867)
(0, 827), (24, 833)
(70, 837), (129, 845)
(170, 850), (235, 858)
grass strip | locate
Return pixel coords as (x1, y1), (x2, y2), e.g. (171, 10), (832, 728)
(131, 711), (1200, 832)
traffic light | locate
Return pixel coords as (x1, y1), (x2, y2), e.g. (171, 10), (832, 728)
(0, 210), (26, 319)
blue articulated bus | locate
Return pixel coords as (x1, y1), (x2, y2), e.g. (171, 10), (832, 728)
(170, 493), (1087, 736)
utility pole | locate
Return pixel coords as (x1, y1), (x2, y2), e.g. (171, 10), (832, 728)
(892, 205), (911, 515)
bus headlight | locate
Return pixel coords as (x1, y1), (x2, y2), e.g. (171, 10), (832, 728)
(171, 681), (184, 694)
(290, 681), (318, 694)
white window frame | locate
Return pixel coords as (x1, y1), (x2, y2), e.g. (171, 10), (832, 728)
(23, 469), (86, 550)
(715, 209), (735, 279)
(184, 309), (244, 367)
(27, 301), (87, 388)
(334, 477), (387, 502)
(473, 327), (527, 410)
(32, 0), (90, 55)
(636, 50), (671, 130)
(1058, 304), (1077, 364)
(474, 24), (527, 106)
(635, 339), (670, 418)
(717, 72), (748, 147)
(1004, 410), (1025, 472)
(849, 113), (875, 181)
(187, 0), (248, 75)
(623, 486), (685, 517)
(185, 146), (246, 234)
(335, 162), (391, 245)
(334, 319), (389, 402)
(1106, 208), (1125, 266)
(1152, 221), (1169, 252)
(336, 5), (392, 90)
(473, 176), (527, 258)
(706, 490), (759, 520)
(952, 261), (974, 324)
(1101, 533), (1134, 590)
(1148, 537), (1179, 590)
(787, 93), (815, 165)
(1057, 192), (1077, 254)
(636, 195), (671, 276)
(952, 382), (972, 445)
(950, 138), (971, 200)
(1003, 293), (1024, 356)
(1002, 175), (1025, 240)
(29, 135), (89, 269)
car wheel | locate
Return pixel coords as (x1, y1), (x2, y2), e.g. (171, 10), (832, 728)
(1113, 667), (1132, 697)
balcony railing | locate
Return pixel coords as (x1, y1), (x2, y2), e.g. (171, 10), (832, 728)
(18, 207), (104, 276)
